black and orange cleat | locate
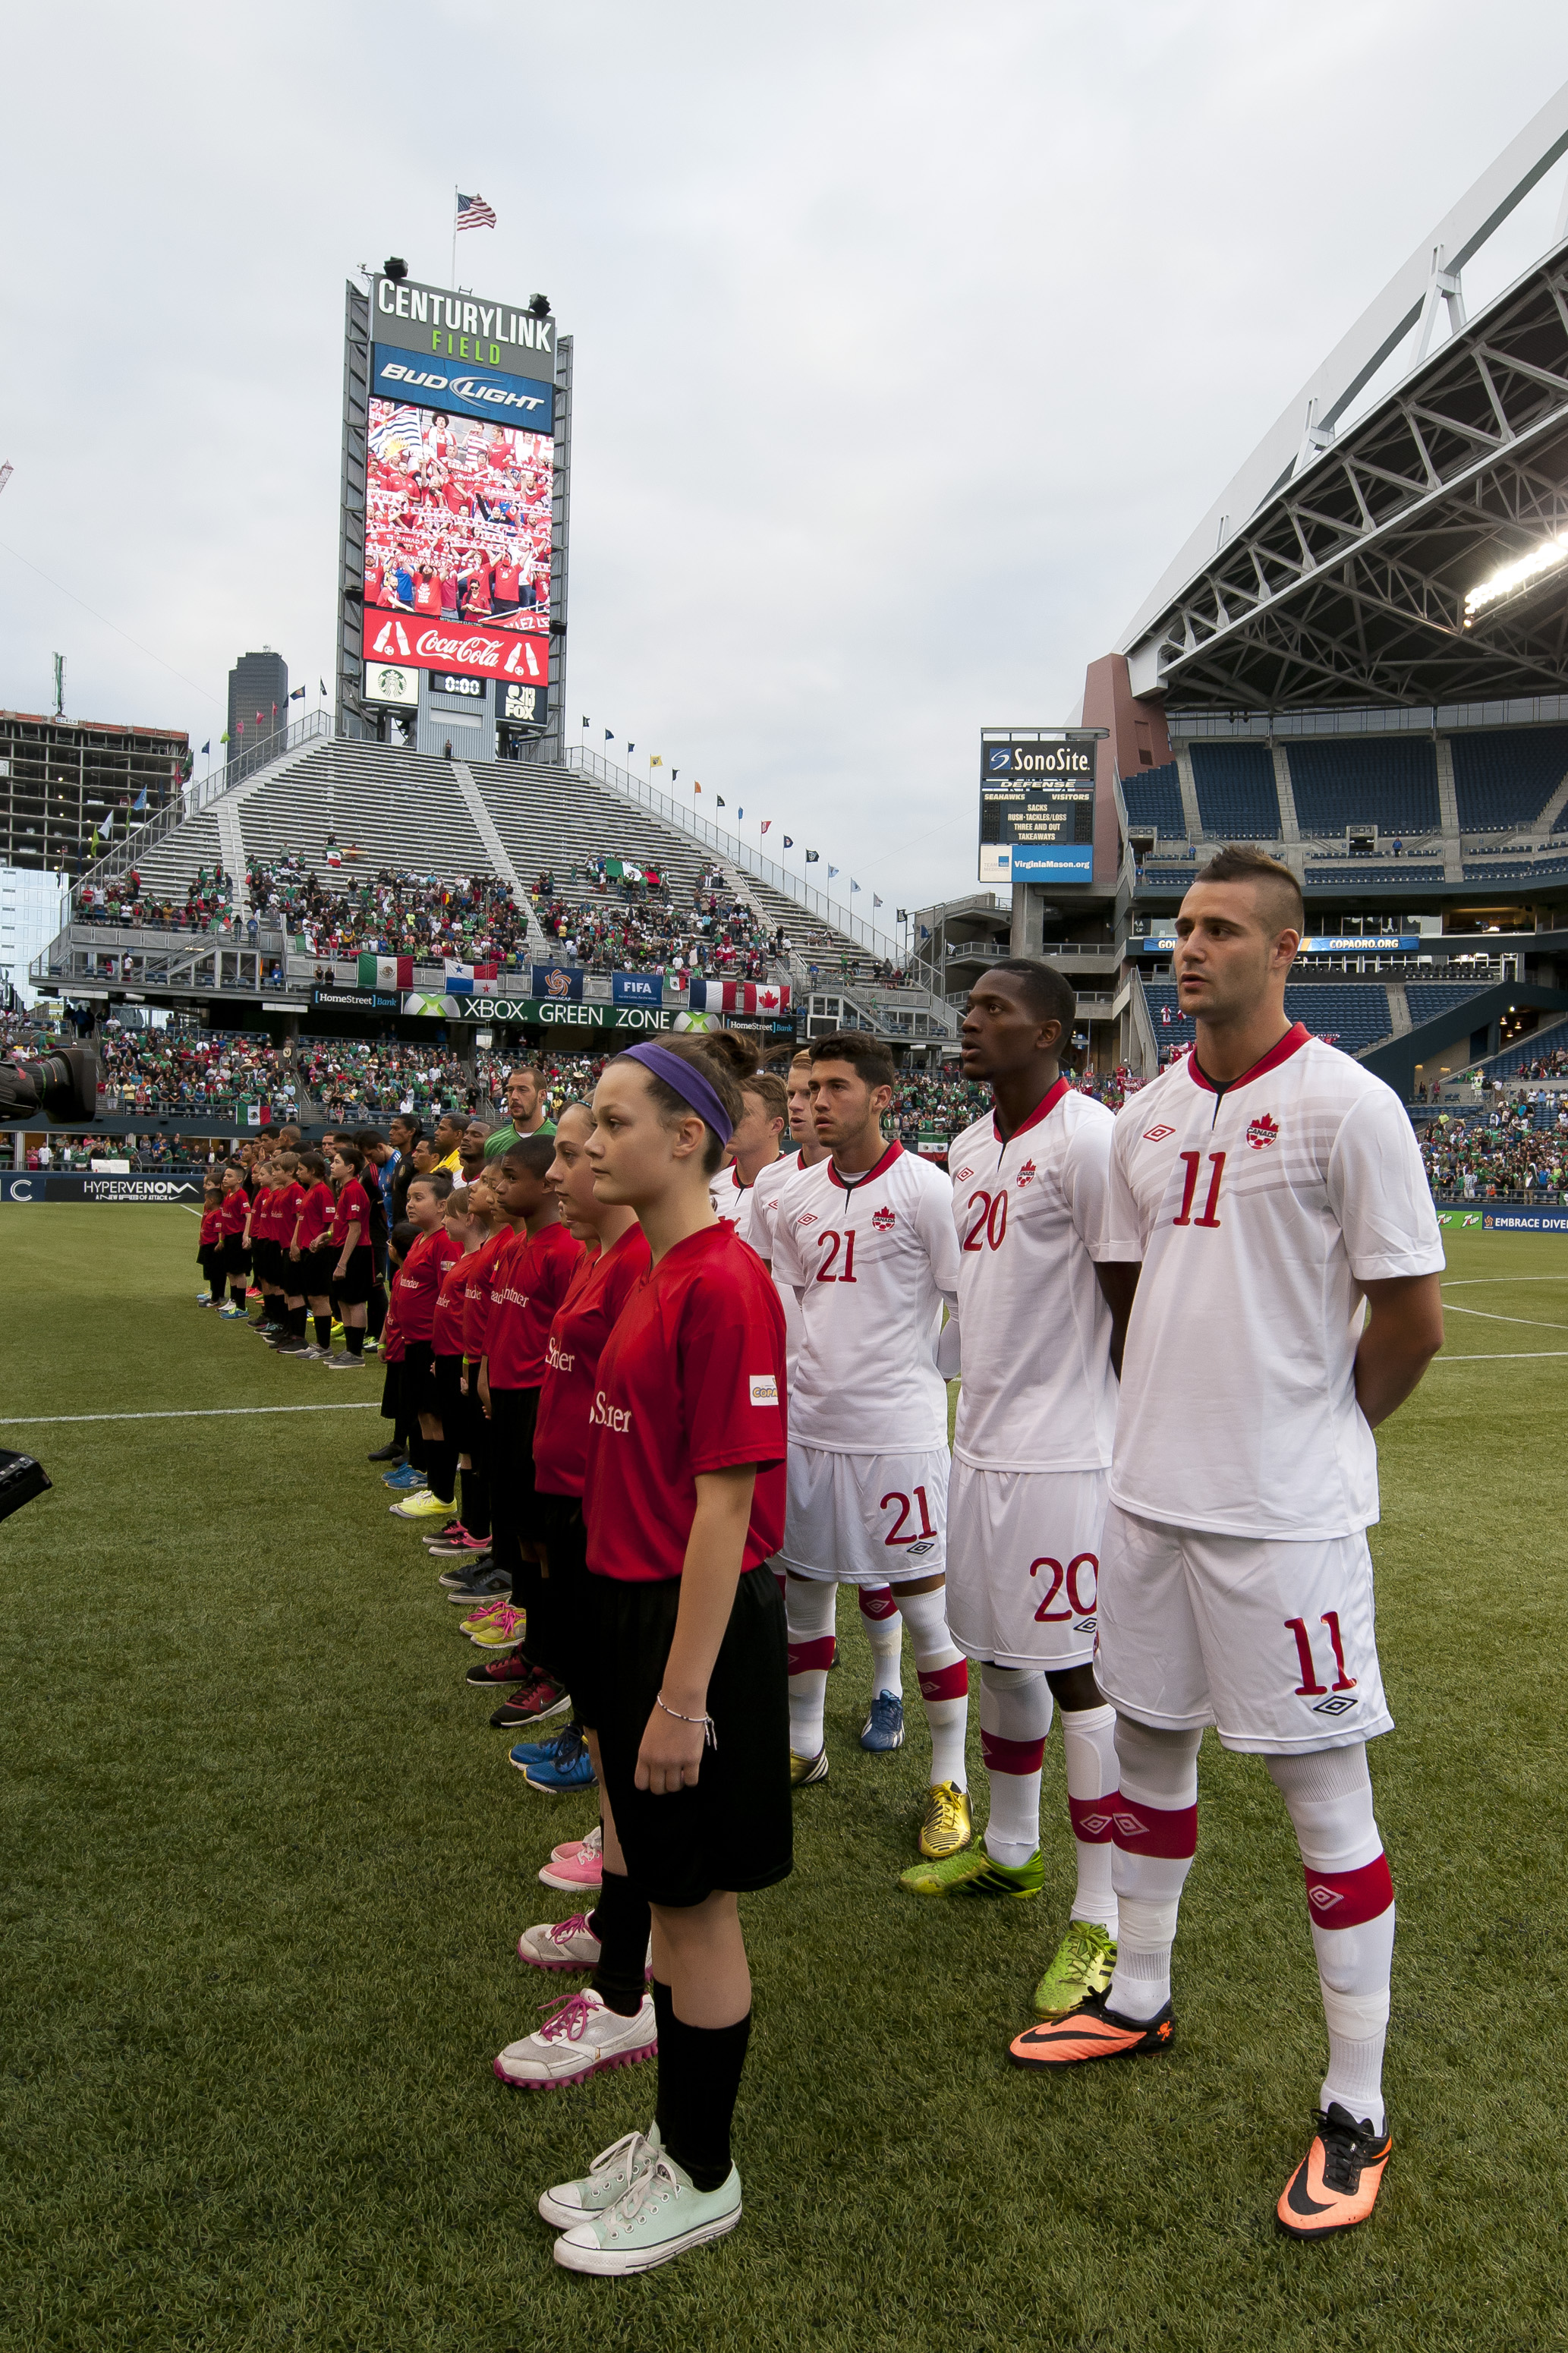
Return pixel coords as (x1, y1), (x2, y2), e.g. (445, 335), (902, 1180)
(1008, 1988), (1174, 2068)
(1276, 2103), (1391, 2238)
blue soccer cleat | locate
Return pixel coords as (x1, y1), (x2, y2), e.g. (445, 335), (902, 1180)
(861, 1690), (905, 1753)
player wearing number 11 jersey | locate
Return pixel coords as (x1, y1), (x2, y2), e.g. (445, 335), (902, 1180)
(1010, 849), (1445, 2246)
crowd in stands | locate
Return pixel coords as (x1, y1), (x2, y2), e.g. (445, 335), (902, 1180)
(257, 861), (534, 968)
(76, 866), (238, 932)
(534, 865), (789, 981)
(1420, 1098), (1568, 1201)
(1502, 1044), (1568, 1082)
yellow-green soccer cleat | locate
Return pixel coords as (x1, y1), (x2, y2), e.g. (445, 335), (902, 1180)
(1032, 1920), (1118, 2018)
(900, 1844), (1044, 1898)
(917, 1781), (973, 1860)
(789, 1750), (829, 1788)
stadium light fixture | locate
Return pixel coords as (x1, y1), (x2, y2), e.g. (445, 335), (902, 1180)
(1463, 531), (1568, 622)
(383, 256), (409, 285)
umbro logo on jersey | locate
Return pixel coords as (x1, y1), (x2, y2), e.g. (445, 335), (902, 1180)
(872, 1208), (896, 1230)
(794, 1211), (820, 1228)
(1016, 1160), (1037, 1188)
(1143, 1124), (1174, 1142)
(906, 1539), (937, 1558)
(952, 1166), (975, 1181)
(1311, 1693), (1359, 1715)
(1075, 1807), (1115, 1838)
(1112, 1807), (1148, 1839)
(1247, 1113), (1280, 1151)
(1307, 1883), (1344, 1912)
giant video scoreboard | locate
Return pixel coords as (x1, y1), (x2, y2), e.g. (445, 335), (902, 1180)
(978, 729), (1104, 884)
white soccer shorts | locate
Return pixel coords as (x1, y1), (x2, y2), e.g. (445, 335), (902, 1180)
(1094, 1504), (1393, 1755)
(779, 1443), (948, 1587)
(945, 1460), (1107, 1671)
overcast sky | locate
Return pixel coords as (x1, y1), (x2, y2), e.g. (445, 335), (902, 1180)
(3, 2), (1567, 929)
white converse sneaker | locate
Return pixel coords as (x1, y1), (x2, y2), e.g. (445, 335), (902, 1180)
(538, 2125), (661, 2228)
(517, 1912), (602, 1972)
(493, 1989), (656, 2090)
(553, 2150), (741, 2273)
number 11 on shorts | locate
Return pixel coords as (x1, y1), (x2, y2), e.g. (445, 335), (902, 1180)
(1284, 1612), (1356, 1696)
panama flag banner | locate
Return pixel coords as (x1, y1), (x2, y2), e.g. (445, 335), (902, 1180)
(358, 954), (413, 988)
(443, 958), (499, 995)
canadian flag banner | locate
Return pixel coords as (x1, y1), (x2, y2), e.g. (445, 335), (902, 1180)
(358, 953), (413, 988)
(443, 958), (499, 995)
(745, 981), (789, 1012)
(693, 978), (791, 1013)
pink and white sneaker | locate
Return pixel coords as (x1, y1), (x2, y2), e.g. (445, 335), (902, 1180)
(518, 1912), (602, 1971)
(493, 1989), (656, 2090)
(540, 1822), (603, 1895)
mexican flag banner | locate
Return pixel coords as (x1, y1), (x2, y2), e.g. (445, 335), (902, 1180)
(357, 954), (413, 988)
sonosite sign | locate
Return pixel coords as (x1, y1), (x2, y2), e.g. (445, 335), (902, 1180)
(978, 729), (1102, 884)
(359, 272), (556, 691)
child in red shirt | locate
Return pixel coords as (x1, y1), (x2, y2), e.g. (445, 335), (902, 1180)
(388, 1172), (463, 1520)
(291, 1151), (337, 1357)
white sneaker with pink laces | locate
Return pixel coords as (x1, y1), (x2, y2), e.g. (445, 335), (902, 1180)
(493, 1989), (656, 2089)
(518, 1912), (602, 1971)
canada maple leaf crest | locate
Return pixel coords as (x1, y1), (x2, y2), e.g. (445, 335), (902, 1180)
(1246, 1113), (1280, 1151)
(1015, 1160), (1037, 1188)
(872, 1207), (896, 1230)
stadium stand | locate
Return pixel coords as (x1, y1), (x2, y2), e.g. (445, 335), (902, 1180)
(1286, 738), (1441, 836)
(1467, 1011), (1568, 1082)
(1189, 742), (1281, 839)
(1121, 761), (1185, 836)
(1305, 863), (1445, 886)
(1141, 859), (1201, 887)
(1463, 855), (1568, 881)
(1405, 981), (1497, 1027)
(1142, 978), (1393, 1058)
(1449, 725), (1568, 831)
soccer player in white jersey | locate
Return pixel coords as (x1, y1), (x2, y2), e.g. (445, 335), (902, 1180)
(900, 960), (1126, 2017)
(1009, 848), (1444, 2244)
(772, 1034), (970, 1860)
(752, 1050), (905, 1744)
(707, 1068), (786, 1245)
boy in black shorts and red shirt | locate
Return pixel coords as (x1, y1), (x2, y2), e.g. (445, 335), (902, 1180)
(535, 1040), (789, 2277)
(197, 1179), (222, 1306)
(388, 1172), (461, 1521)
(216, 1164), (251, 1318)
(325, 1145), (374, 1368)
(291, 1151), (337, 1358)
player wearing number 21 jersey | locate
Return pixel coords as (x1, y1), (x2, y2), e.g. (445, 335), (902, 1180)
(770, 1033), (971, 1865)
(1012, 848), (1444, 2251)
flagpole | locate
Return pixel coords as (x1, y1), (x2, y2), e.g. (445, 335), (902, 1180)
(451, 189), (458, 288)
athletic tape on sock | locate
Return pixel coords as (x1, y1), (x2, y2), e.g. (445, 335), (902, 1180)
(1319, 1983), (1390, 2038)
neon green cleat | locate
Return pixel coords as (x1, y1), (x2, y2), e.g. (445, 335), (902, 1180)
(1033, 1920), (1118, 2018)
(900, 1842), (1044, 1898)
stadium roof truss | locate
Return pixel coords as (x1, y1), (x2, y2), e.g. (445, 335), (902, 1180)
(1124, 83), (1568, 712)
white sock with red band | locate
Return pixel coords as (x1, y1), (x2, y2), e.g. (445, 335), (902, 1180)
(894, 1583), (968, 1790)
(785, 1576), (836, 1760)
(1061, 1701), (1120, 1936)
(858, 1583), (903, 1703)
(1106, 1718), (1201, 2020)
(978, 1664), (1051, 1867)
(1267, 1744), (1393, 2133)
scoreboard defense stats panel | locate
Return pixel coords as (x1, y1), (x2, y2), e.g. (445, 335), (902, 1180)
(978, 730), (1104, 884)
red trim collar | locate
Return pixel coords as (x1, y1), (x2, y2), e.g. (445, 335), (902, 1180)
(993, 1073), (1072, 1144)
(1188, 1022), (1309, 1095)
(828, 1138), (903, 1191)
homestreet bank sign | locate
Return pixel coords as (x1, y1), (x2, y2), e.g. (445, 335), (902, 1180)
(403, 993), (679, 1032)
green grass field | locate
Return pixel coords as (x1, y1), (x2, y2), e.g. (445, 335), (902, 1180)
(2, 1205), (1565, 2352)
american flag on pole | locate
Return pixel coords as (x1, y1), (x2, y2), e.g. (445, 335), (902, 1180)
(456, 191), (496, 231)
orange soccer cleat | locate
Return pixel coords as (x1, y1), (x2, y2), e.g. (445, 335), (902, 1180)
(1008, 1989), (1174, 2068)
(1276, 2104), (1392, 2239)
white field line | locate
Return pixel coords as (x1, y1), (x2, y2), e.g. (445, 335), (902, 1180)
(1431, 1350), (1568, 1362)
(1442, 1306), (1568, 1331)
(1441, 1276), (1568, 1287)
(0, 1403), (381, 1425)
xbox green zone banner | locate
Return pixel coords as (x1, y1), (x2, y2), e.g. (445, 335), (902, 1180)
(403, 991), (682, 1032)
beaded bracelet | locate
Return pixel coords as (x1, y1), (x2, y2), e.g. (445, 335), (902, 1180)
(656, 1693), (717, 1750)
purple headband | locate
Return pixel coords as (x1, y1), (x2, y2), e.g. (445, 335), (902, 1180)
(621, 1040), (734, 1143)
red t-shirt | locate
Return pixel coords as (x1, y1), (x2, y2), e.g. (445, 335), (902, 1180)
(534, 1224), (652, 1498)
(200, 1205), (221, 1246)
(584, 1225), (787, 1584)
(272, 1181), (304, 1246)
(493, 562), (520, 601)
(392, 1228), (461, 1343)
(463, 1224), (515, 1357)
(413, 576), (439, 613)
(432, 1249), (474, 1357)
(297, 1180), (334, 1248)
(248, 1189), (274, 1242)
(330, 1177), (372, 1249)
(382, 1291), (406, 1365)
(219, 1189), (249, 1237)
(464, 566), (492, 614)
(486, 1219), (583, 1390)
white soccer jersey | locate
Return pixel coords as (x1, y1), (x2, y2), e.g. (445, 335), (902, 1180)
(707, 1162), (758, 1249)
(772, 1139), (959, 1453)
(1098, 1025), (1444, 1540)
(947, 1078), (1117, 1473)
(749, 1147), (808, 1372)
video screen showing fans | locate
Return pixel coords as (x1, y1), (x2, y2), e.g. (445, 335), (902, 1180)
(363, 396), (552, 637)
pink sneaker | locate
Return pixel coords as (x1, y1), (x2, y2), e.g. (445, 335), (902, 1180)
(540, 1823), (603, 1894)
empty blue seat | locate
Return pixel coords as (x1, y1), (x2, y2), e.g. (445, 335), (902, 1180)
(1122, 763), (1185, 835)
(1190, 742), (1281, 839)
(1450, 726), (1568, 830)
(1287, 739), (1440, 835)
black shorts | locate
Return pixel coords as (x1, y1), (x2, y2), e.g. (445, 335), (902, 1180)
(433, 1353), (464, 1439)
(403, 1337), (436, 1413)
(302, 1240), (334, 1293)
(199, 1246), (221, 1284)
(333, 1246), (375, 1305)
(253, 1239), (279, 1287)
(536, 1491), (597, 1723)
(594, 1564), (792, 1910)
(489, 1384), (542, 1550)
(222, 1233), (250, 1277)
(380, 1357), (402, 1425)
